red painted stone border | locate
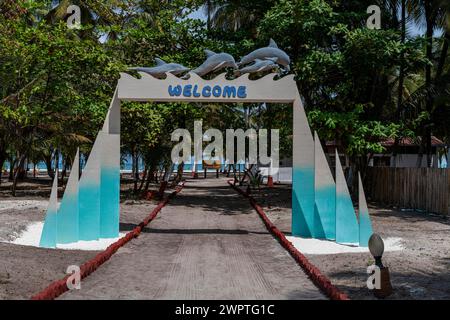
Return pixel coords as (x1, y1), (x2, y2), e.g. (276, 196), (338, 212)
(228, 181), (350, 301)
(31, 182), (185, 300)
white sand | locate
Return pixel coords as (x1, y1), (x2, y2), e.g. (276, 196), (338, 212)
(286, 236), (404, 255)
(3, 222), (126, 251)
(0, 200), (48, 212)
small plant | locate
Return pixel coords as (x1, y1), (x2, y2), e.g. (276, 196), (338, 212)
(246, 168), (264, 192)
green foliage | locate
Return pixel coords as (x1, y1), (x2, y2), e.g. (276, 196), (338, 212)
(0, 2), (123, 184)
(308, 106), (399, 155)
(0, 0), (449, 194)
(258, 0), (435, 157)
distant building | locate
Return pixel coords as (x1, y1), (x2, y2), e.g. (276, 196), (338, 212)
(324, 137), (447, 168)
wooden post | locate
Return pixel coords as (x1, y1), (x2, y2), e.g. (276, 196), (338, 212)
(267, 176), (274, 188)
(158, 181), (168, 199)
(447, 169), (450, 216)
(192, 163), (199, 179)
(373, 267), (393, 299)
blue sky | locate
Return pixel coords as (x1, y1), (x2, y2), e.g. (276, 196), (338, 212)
(188, 7), (206, 21)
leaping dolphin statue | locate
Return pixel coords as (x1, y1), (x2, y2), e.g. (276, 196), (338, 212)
(238, 39), (290, 71)
(192, 50), (238, 77)
(129, 58), (190, 78)
(234, 58), (279, 76)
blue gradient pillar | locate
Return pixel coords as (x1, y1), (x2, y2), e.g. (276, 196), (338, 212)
(358, 173), (373, 247)
(40, 172), (58, 248)
(79, 135), (103, 241)
(314, 132), (336, 240)
(292, 96), (315, 237)
(100, 90), (121, 238)
(335, 150), (359, 244)
(99, 134), (120, 238)
(57, 149), (79, 244)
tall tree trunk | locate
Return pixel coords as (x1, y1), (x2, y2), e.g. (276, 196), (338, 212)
(44, 154), (55, 179)
(154, 165), (159, 183)
(133, 150), (139, 194)
(18, 157), (27, 180)
(144, 164), (158, 193)
(0, 147), (6, 186)
(173, 162), (184, 186)
(0, 160), (4, 186)
(425, 1), (434, 168)
(55, 148), (60, 182)
(436, 32), (450, 81)
(393, 0), (407, 168)
(8, 156), (15, 181)
(416, 136), (425, 168)
(206, 0), (211, 32)
(138, 164), (148, 192)
(131, 152), (135, 181)
(143, 169), (152, 193)
(11, 154), (26, 196)
(161, 164), (171, 183)
(60, 157), (67, 188)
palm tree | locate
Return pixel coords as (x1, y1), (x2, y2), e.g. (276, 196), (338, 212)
(435, 0), (450, 80)
(45, 0), (125, 40)
(391, 0), (408, 167)
(388, 0), (448, 167)
(398, 0), (407, 115)
(203, 0), (274, 36)
(411, 0), (447, 166)
(205, 0), (212, 31)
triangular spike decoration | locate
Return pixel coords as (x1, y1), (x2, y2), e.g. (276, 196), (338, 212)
(79, 135), (102, 241)
(292, 94), (314, 237)
(57, 149), (79, 244)
(358, 172), (373, 247)
(269, 39), (279, 48)
(100, 89), (121, 238)
(78, 87), (121, 241)
(314, 132), (336, 240)
(102, 88), (121, 135)
(40, 171), (58, 248)
(313, 208), (326, 239)
(335, 150), (359, 244)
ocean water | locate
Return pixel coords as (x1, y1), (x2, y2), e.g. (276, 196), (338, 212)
(3, 154), (140, 171)
(2, 154), (246, 172)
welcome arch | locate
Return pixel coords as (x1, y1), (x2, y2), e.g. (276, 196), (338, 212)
(39, 70), (372, 248)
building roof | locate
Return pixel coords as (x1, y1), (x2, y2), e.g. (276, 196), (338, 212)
(381, 137), (445, 147)
(325, 136), (446, 148)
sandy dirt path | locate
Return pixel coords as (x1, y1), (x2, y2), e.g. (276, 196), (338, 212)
(0, 195), (159, 300)
(60, 178), (325, 300)
(252, 184), (450, 300)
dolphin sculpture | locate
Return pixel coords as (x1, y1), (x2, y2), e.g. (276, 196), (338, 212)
(129, 58), (190, 78)
(192, 50), (238, 77)
(234, 58), (279, 76)
(238, 39), (290, 71)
